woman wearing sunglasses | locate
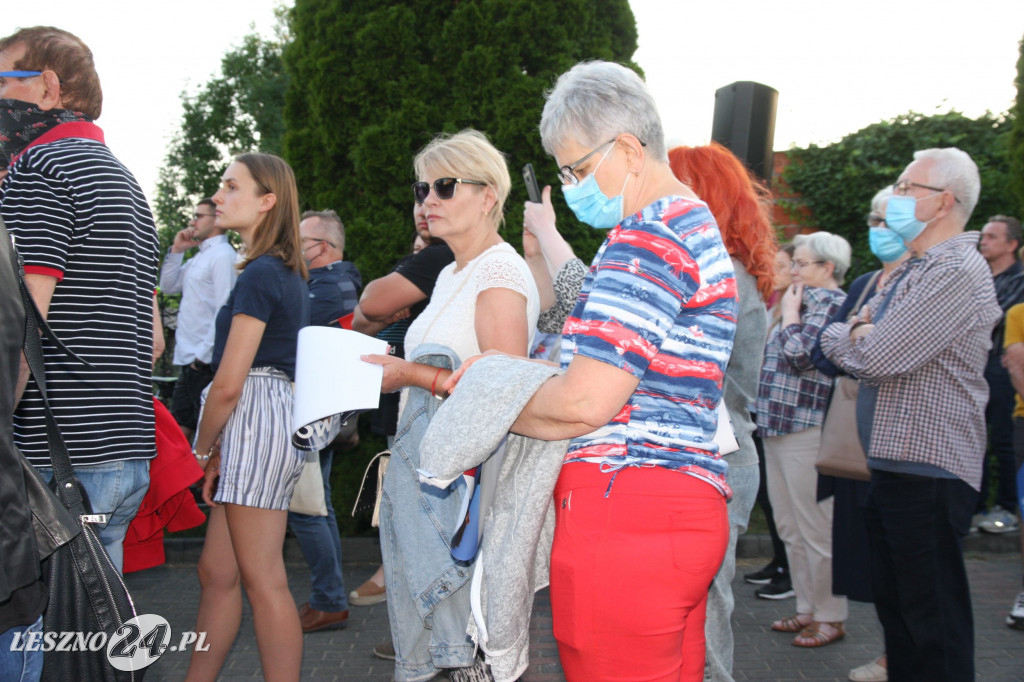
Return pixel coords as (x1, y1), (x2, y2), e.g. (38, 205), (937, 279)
(363, 129), (539, 681)
(448, 61), (739, 681)
(185, 153), (308, 682)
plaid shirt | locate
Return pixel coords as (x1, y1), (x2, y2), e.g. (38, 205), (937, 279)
(756, 286), (846, 437)
(820, 232), (1001, 489)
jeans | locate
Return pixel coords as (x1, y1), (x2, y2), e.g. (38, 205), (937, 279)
(980, 359), (1018, 511)
(37, 458), (150, 574)
(704, 462), (758, 682)
(288, 448), (347, 612)
(865, 469), (978, 681)
(381, 344), (475, 681)
(0, 616), (43, 682)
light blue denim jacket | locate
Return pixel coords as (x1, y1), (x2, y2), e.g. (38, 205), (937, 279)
(380, 343), (476, 681)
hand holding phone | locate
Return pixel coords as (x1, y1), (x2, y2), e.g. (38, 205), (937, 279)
(523, 163), (541, 203)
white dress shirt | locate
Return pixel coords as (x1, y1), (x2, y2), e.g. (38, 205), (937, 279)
(159, 234), (238, 365)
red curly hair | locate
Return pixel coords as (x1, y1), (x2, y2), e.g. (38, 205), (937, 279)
(668, 143), (777, 300)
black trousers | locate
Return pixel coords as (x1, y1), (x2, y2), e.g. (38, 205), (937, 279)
(170, 361), (214, 432)
(866, 469), (978, 681)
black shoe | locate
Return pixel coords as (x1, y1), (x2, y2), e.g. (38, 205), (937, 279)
(756, 575), (795, 600)
(744, 561), (784, 585)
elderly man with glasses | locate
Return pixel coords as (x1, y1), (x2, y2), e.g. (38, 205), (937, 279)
(160, 198), (239, 440)
(820, 148), (1001, 680)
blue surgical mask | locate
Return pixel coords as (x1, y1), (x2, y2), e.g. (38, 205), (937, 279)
(868, 226), (907, 263)
(885, 194), (938, 244)
(561, 145), (630, 229)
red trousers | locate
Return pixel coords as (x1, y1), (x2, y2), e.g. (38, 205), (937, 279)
(550, 463), (729, 682)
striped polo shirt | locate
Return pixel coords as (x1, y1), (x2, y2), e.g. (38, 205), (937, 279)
(560, 195), (738, 497)
(1, 125), (159, 466)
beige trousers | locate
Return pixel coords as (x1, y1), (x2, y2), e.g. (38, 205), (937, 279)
(763, 427), (848, 623)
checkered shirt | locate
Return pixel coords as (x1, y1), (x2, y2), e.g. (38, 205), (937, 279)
(756, 286), (846, 437)
(819, 232), (1001, 489)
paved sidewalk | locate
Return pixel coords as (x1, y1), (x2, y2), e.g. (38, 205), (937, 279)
(127, 543), (1023, 681)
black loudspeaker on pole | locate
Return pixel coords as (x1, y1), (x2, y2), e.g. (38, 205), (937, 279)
(711, 81), (778, 187)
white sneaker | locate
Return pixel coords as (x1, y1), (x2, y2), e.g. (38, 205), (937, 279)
(848, 656), (888, 681)
(977, 506), (1020, 534)
(847, 655), (888, 679)
(1007, 591), (1024, 630)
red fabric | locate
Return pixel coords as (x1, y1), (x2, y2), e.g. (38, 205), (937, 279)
(338, 312), (354, 329)
(549, 464), (728, 682)
(123, 399), (206, 574)
(22, 265), (64, 281)
(8, 121), (105, 165)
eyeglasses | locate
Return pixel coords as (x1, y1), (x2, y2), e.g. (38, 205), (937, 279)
(0, 70), (42, 78)
(558, 138), (616, 186)
(865, 213), (886, 227)
(302, 237), (336, 250)
(892, 180), (962, 204)
(412, 178), (487, 204)
(791, 259), (824, 269)
(192, 212), (215, 220)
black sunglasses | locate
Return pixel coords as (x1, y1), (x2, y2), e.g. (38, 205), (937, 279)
(412, 178), (486, 204)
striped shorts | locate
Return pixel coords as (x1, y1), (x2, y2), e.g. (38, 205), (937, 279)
(200, 367), (305, 510)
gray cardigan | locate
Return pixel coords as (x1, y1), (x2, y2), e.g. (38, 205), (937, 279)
(419, 355), (568, 682)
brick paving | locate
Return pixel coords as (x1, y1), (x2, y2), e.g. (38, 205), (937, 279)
(127, 537), (1023, 681)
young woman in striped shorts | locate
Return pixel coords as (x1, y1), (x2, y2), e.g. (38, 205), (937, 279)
(185, 153), (309, 682)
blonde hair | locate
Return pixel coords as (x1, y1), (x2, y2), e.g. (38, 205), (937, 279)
(413, 129), (510, 229)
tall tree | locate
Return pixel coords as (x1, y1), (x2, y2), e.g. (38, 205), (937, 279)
(282, 0), (640, 282)
(1009, 32), (1024, 217)
(154, 15), (289, 249)
(782, 110), (1015, 280)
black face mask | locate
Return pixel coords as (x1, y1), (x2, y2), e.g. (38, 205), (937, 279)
(0, 98), (89, 167)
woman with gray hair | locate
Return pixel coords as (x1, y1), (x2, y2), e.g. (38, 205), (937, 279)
(456, 60), (739, 680)
(756, 230), (851, 648)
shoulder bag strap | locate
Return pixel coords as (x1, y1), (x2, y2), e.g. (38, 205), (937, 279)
(846, 270), (882, 321)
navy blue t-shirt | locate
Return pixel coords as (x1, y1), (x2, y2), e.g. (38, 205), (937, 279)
(212, 254), (309, 379)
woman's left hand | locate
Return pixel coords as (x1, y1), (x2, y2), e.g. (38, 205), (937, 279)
(362, 354), (413, 393)
(201, 452), (221, 507)
(780, 282), (803, 321)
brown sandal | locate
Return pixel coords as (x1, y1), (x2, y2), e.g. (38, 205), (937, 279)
(771, 614), (812, 633)
(792, 621), (845, 648)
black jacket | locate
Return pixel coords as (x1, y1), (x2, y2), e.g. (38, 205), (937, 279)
(0, 217), (46, 629)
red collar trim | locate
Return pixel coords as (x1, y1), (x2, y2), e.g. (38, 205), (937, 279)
(9, 121), (105, 165)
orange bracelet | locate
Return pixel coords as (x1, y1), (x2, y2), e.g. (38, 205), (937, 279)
(430, 367), (443, 397)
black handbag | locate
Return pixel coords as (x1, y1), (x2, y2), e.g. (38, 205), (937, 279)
(15, 248), (144, 681)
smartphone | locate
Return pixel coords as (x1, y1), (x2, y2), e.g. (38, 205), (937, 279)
(522, 163), (541, 203)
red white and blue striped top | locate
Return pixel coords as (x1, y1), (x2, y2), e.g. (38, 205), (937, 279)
(560, 195), (738, 497)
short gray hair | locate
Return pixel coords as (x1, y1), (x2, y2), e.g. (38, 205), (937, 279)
(870, 186), (892, 214)
(539, 60), (667, 162)
(301, 209), (345, 252)
(912, 147), (980, 224)
(794, 231), (852, 283)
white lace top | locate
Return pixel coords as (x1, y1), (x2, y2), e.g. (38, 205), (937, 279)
(404, 243), (540, 364)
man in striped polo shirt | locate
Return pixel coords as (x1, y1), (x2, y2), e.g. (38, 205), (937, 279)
(0, 26), (159, 574)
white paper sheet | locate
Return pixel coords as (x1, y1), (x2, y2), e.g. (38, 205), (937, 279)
(291, 327), (387, 449)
